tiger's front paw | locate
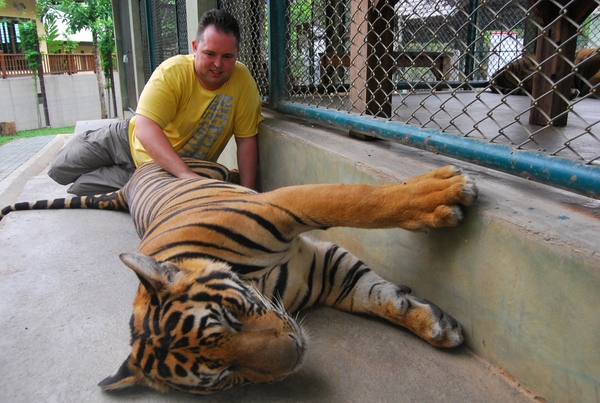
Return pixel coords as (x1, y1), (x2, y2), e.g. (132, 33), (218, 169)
(400, 166), (478, 231)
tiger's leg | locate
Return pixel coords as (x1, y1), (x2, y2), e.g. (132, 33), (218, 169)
(271, 238), (463, 348)
(254, 165), (477, 237)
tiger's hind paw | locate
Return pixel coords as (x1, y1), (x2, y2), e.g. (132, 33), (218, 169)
(404, 297), (464, 348)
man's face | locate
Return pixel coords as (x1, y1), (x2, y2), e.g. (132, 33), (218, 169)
(192, 25), (239, 91)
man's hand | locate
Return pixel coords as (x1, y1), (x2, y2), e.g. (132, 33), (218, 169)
(134, 115), (202, 179)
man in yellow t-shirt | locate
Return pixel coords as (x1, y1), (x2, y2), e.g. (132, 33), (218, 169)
(48, 9), (263, 195)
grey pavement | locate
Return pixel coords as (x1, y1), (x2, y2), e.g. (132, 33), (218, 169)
(0, 132), (537, 403)
(0, 136), (56, 182)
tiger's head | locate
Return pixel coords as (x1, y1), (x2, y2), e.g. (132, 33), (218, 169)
(98, 253), (307, 394)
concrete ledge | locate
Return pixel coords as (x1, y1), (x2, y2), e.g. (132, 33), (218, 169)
(74, 119), (121, 135)
(234, 109), (600, 403)
(0, 135), (67, 209)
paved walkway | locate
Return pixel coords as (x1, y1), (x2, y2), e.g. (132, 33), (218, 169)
(0, 136), (56, 181)
(0, 119), (120, 208)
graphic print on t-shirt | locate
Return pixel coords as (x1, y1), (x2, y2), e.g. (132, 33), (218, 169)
(177, 94), (233, 160)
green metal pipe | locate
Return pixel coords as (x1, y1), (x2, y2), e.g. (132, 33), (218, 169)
(278, 101), (600, 199)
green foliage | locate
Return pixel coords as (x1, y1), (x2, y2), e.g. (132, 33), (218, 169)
(36, 0), (61, 25)
(0, 1), (6, 9)
(0, 126), (75, 147)
(59, 0), (114, 41)
(35, 0), (114, 54)
(43, 16), (80, 54)
(97, 17), (115, 79)
(18, 21), (40, 73)
(43, 17), (63, 54)
(63, 39), (78, 53)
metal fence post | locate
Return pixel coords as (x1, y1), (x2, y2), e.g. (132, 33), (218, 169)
(268, 0), (287, 108)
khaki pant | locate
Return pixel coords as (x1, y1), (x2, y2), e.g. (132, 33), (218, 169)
(48, 119), (135, 196)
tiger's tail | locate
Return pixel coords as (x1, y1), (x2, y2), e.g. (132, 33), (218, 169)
(0, 191), (128, 222)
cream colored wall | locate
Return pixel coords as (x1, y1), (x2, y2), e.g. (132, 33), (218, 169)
(0, 0), (36, 18)
(72, 44), (94, 54)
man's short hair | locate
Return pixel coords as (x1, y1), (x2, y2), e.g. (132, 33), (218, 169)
(196, 9), (241, 47)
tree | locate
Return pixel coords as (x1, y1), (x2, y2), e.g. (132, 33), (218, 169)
(19, 20), (51, 127)
(43, 14), (78, 54)
(38, 0), (115, 119)
(98, 17), (118, 117)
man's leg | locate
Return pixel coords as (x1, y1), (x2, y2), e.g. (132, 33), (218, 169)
(68, 164), (135, 195)
(48, 119), (134, 195)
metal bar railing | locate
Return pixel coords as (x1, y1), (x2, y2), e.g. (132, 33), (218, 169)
(277, 101), (600, 199)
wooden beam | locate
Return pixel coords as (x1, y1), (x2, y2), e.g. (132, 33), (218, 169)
(528, 0), (598, 126)
(366, 2), (396, 118)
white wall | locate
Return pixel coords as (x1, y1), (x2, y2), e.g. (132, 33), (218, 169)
(0, 72), (122, 131)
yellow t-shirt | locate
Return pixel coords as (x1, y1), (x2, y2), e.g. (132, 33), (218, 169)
(129, 55), (263, 166)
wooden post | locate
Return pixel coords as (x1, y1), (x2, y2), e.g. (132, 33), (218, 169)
(349, 0), (370, 114)
(33, 21), (51, 127)
(349, 0), (399, 119)
(0, 50), (6, 79)
(528, 0), (597, 126)
(67, 53), (76, 75)
(366, 1), (397, 118)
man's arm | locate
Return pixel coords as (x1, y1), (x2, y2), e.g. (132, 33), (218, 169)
(235, 135), (258, 190)
(134, 115), (201, 179)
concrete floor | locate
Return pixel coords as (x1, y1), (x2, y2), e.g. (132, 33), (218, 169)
(393, 91), (600, 163)
(0, 148), (540, 403)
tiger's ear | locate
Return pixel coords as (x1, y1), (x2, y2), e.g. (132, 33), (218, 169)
(119, 253), (181, 293)
(98, 356), (144, 390)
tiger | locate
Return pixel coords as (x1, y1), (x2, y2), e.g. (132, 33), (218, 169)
(490, 48), (600, 98)
(0, 158), (478, 394)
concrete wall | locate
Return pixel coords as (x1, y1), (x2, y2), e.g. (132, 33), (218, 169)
(220, 110), (600, 403)
(0, 72), (122, 131)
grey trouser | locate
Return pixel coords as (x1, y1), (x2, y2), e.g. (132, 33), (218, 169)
(48, 119), (135, 196)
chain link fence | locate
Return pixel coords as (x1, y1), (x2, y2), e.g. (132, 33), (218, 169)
(220, 0), (270, 98)
(139, 0), (188, 82)
(140, 0), (600, 165)
(134, 0), (598, 194)
(284, 0), (600, 166)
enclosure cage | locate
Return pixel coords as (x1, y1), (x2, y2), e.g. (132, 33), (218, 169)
(138, 0), (600, 197)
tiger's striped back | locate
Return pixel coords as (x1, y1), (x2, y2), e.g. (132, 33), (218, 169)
(122, 161), (248, 240)
(573, 48), (600, 96)
(490, 53), (536, 95)
(491, 48), (599, 97)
